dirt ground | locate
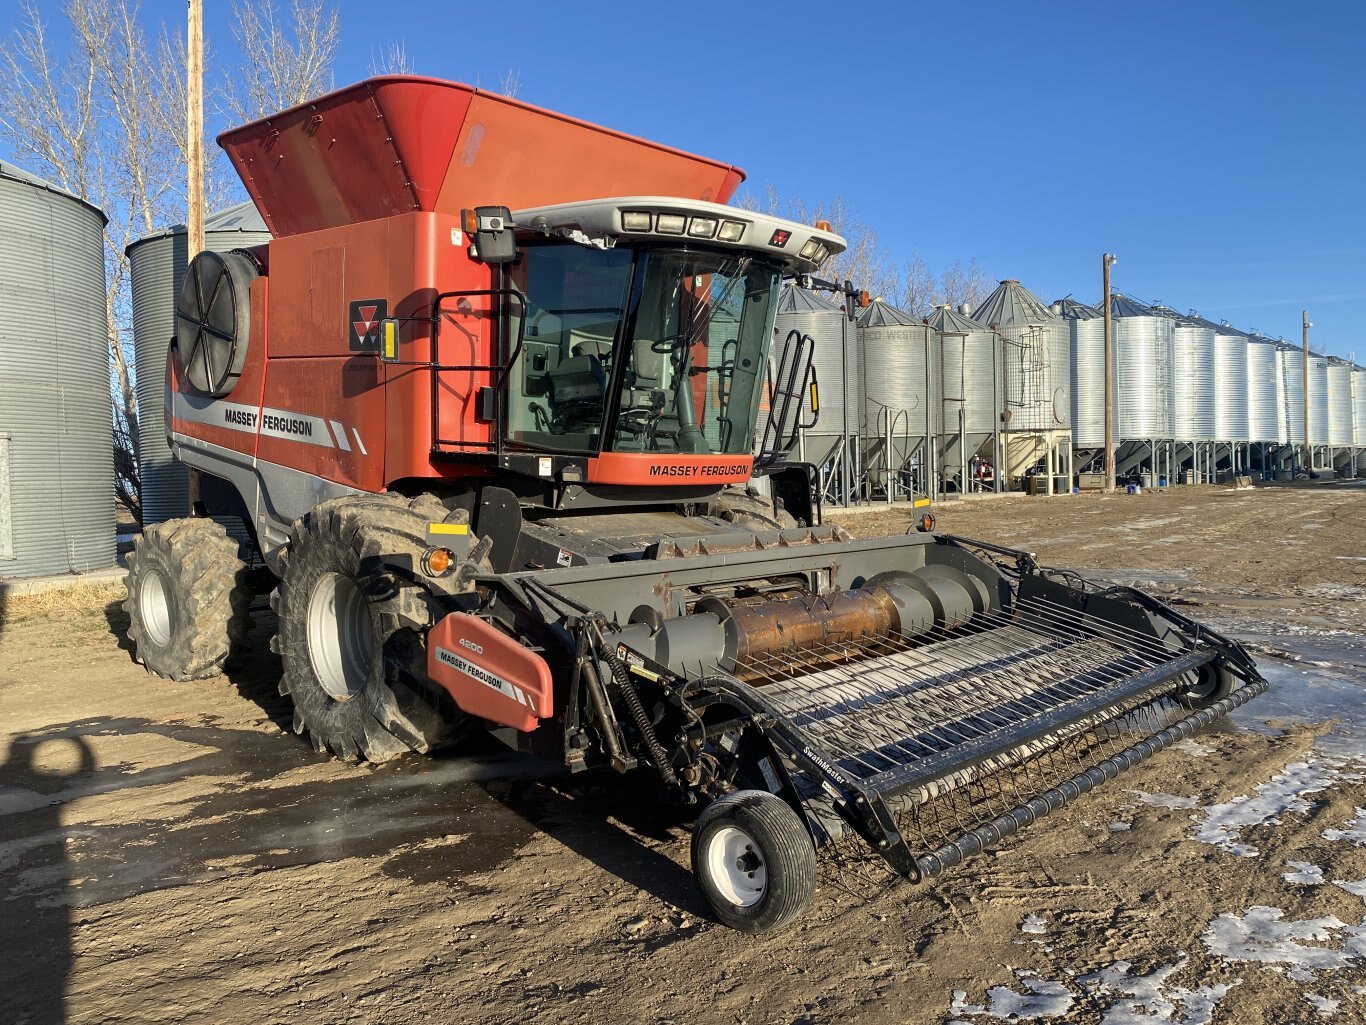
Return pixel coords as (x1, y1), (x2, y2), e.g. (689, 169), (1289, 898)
(2, 483), (1365, 1024)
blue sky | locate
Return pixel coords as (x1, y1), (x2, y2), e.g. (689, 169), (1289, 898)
(7, 1), (1364, 358)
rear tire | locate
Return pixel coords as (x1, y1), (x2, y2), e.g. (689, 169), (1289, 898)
(272, 494), (484, 762)
(691, 790), (817, 933)
(124, 518), (252, 681)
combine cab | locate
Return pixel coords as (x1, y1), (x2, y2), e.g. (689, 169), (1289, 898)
(125, 76), (1265, 932)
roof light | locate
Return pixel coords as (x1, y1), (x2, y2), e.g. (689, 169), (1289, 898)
(688, 216), (718, 238)
(813, 244), (829, 265)
(718, 220), (746, 242)
(621, 211), (652, 232)
(656, 213), (687, 235)
(799, 238), (821, 260)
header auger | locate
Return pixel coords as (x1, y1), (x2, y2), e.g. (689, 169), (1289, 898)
(125, 76), (1264, 931)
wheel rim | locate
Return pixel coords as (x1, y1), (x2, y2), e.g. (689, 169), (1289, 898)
(306, 572), (375, 702)
(139, 568), (174, 647)
(1181, 666), (1217, 699)
(705, 825), (767, 907)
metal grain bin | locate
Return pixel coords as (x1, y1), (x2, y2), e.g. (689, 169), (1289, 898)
(972, 280), (1069, 433)
(1355, 367), (1366, 448)
(1326, 358), (1355, 447)
(1279, 347), (1305, 445)
(928, 303), (995, 441)
(1308, 355), (1330, 447)
(1245, 337), (1281, 442)
(858, 299), (936, 439)
(1213, 325), (1250, 443)
(1157, 308), (1217, 442)
(1055, 298), (1107, 447)
(1106, 294), (1174, 439)
(0, 161), (113, 578)
(776, 283), (858, 465)
(127, 202), (270, 523)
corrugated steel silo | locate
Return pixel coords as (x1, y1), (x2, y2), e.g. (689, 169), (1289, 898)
(1106, 294), (1173, 439)
(0, 161), (113, 577)
(1308, 355), (1330, 446)
(127, 202), (270, 523)
(1055, 298), (1107, 447)
(857, 299), (936, 439)
(1212, 324), (1250, 443)
(972, 280), (1069, 433)
(1353, 367), (1366, 447)
(1159, 308), (1216, 441)
(928, 303), (995, 441)
(1279, 347), (1305, 445)
(776, 283), (858, 465)
(1326, 358), (1354, 447)
(1244, 336), (1281, 442)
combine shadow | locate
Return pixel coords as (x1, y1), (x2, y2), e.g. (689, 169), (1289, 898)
(99, 597), (708, 923)
(387, 765), (715, 918)
(0, 731), (96, 1025)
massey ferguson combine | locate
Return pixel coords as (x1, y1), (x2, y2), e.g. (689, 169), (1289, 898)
(125, 76), (1265, 932)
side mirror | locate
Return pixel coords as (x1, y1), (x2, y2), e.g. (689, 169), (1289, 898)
(461, 205), (517, 264)
(378, 319), (401, 363)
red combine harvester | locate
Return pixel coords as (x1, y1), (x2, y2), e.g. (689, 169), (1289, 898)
(126, 77), (1265, 932)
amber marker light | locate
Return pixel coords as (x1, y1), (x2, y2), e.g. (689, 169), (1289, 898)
(422, 547), (454, 576)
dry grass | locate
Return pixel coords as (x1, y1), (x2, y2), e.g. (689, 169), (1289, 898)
(0, 580), (127, 626)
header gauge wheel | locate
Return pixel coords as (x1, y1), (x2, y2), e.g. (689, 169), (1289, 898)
(691, 790), (816, 933)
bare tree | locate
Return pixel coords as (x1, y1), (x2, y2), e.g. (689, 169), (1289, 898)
(226, 0), (339, 123)
(369, 41), (414, 75)
(0, 0), (195, 521)
(0, 0), (342, 522)
(898, 250), (936, 318)
(936, 257), (993, 314)
(497, 66), (522, 99)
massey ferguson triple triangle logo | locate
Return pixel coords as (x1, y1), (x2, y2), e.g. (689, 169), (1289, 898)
(348, 298), (388, 351)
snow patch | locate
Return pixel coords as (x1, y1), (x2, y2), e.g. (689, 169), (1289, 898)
(1283, 861), (1326, 885)
(1021, 914), (1048, 935)
(948, 960), (1235, 1024)
(1132, 791), (1200, 810)
(1201, 905), (1366, 980)
(1306, 993), (1341, 1017)
(949, 974), (1073, 1020)
(1323, 807), (1366, 845)
(1333, 878), (1366, 897)
(1110, 821), (1132, 832)
(1171, 739), (1213, 757)
(1191, 760), (1344, 856)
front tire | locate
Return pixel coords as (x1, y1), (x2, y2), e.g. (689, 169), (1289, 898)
(123, 518), (253, 681)
(1174, 661), (1237, 709)
(272, 494), (482, 762)
(691, 790), (817, 933)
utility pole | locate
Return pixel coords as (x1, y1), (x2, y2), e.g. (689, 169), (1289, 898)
(186, 0), (204, 513)
(187, 0), (204, 261)
(1103, 254), (1117, 491)
(1302, 308), (1312, 476)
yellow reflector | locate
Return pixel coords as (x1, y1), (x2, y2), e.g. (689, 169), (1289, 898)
(382, 320), (398, 359)
(428, 522), (470, 535)
(809, 381), (819, 413)
(913, 498), (931, 508)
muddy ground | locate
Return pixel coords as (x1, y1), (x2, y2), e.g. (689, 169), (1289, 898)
(2, 483), (1364, 1024)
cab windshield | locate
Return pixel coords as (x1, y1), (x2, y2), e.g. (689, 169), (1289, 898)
(505, 244), (780, 456)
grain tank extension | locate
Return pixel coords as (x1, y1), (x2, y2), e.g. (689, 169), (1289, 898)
(125, 76), (1264, 933)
